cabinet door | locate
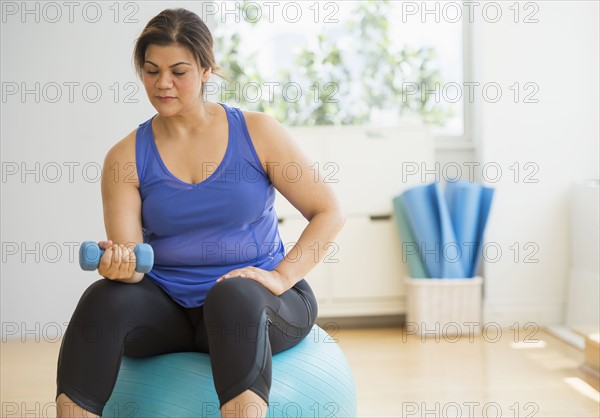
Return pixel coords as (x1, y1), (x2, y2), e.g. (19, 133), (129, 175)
(324, 127), (434, 216)
(331, 216), (407, 301)
(276, 217), (330, 304)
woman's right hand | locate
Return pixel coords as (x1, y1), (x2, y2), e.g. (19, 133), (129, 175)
(97, 240), (137, 281)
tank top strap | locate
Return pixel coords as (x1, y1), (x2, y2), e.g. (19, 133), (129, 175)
(135, 116), (155, 185)
(219, 103), (265, 175)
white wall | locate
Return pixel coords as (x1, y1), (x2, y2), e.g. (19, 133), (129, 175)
(0, 2), (177, 341)
(473, 1), (599, 325)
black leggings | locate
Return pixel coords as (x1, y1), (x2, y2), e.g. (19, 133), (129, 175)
(55, 276), (318, 415)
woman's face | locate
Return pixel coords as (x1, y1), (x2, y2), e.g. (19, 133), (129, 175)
(142, 43), (211, 117)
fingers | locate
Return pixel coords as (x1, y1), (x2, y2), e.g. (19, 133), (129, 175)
(98, 240), (113, 249)
(98, 243), (136, 279)
(215, 268), (284, 295)
(112, 244), (122, 265)
(112, 244), (135, 276)
(98, 246), (113, 275)
(217, 267), (259, 281)
(217, 268), (268, 288)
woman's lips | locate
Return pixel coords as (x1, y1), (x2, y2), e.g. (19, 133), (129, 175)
(156, 96), (176, 102)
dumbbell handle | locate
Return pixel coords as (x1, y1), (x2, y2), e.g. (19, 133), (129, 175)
(79, 241), (154, 273)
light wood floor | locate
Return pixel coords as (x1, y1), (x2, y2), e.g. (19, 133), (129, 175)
(2, 327), (599, 417)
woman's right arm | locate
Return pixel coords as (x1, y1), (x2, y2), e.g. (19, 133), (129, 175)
(98, 131), (145, 283)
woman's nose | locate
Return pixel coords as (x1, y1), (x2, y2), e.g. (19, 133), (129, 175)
(156, 73), (173, 89)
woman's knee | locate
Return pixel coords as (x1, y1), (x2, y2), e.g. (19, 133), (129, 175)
(72, 277), (149, 324)
(206, 276), (266, 303)
(204, 277), (272, 320)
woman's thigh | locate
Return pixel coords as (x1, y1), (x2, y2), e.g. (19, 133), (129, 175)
(56, 276), (197, 413)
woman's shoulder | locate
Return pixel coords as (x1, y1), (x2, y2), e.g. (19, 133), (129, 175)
(241, 108), (276, 124)
(102, 128), (142, 188)
(239, 109), (303, 167)
(106, 115), (155, 161)
(241, 109), (284, 139)
(105, 129), (137, 164)
(216, 101), (277, 129)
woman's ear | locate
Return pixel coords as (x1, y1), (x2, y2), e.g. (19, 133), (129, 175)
(201, 67), (212, 82)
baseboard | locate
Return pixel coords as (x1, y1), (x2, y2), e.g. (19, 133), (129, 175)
(316, 314), (405, 329)
(546, 325), (600, 385)
(581, 363), (600, 380)
(545, 325), (586, 350)
(483, 301), (565, 327)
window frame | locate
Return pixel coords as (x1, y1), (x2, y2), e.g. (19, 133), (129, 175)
(434, 15), (474, 150)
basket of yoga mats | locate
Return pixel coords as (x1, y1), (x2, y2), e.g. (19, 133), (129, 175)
(393, 181), (494, 337)
(404, 277), (483, 337)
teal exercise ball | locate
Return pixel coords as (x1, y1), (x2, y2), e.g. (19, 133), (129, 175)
(103, 325), (356, 417)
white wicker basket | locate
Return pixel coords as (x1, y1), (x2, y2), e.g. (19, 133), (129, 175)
(405, 277), (483, 337)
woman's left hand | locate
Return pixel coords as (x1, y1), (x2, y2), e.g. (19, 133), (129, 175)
(217, 267), (290, 296)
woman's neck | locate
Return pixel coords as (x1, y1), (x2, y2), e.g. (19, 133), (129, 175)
(155, 101), (216, 140)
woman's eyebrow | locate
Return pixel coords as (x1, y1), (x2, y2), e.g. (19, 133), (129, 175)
(144, 60), (193, 68)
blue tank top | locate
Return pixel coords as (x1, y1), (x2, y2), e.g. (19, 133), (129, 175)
(135, 103), (285, 308)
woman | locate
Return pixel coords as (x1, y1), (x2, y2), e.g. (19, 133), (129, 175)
(55, 8), (345, 418)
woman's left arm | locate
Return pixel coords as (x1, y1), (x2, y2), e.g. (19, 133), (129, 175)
(217, 112), (346, 295)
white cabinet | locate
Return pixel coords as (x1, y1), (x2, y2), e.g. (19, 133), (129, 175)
(565, 181), (600, 327)
(276, 125), (434, 318)
(331, 217), (406, 299)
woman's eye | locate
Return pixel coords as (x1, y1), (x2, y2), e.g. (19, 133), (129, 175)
(143, 70), (185, 76)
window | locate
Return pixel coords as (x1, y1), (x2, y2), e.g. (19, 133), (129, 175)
(205, 1), (468, 139)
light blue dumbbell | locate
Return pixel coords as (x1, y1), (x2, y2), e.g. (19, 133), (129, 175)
(79, 241), (154, 273)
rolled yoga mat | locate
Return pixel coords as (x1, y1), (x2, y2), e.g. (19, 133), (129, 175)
(471, 186), (495, 277)
(396, 181), (495, 278)
(445, 181), (495, 277)
(393, 194), (428, 278)
(445, 181), (482, 277)
(399, 182), (465, 278)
